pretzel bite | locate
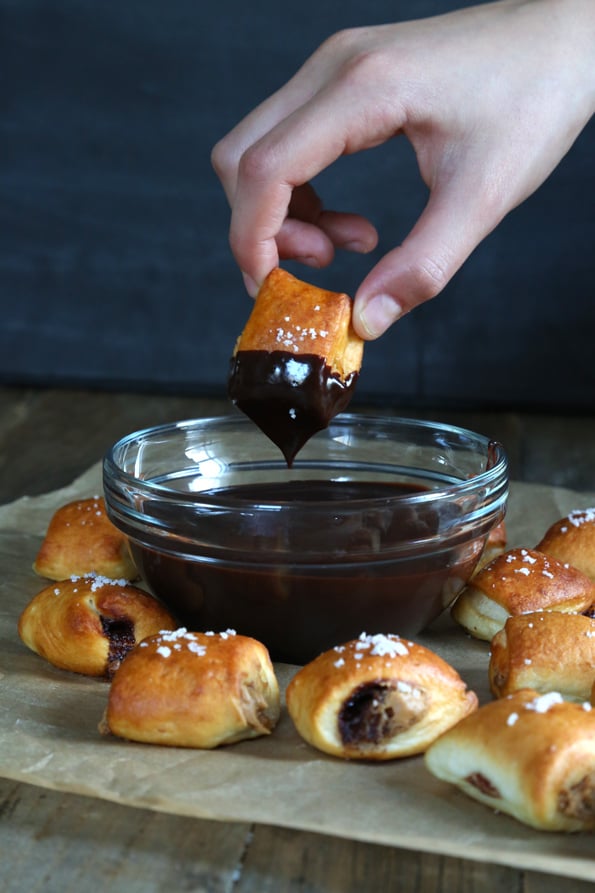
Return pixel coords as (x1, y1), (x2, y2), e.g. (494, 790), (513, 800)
(425, 690), (595, 831)
(474, 519), (507, 574)
(33, 496), (137, 581)
(228, 267), (364, 465)
(536, 507), (595, 582)
(18, 575), (176, 677)
(285, 632), (477, 760)
(489, 612), (595, 702)
(451, 547), (595, 641)
(101, 629), (280, 748)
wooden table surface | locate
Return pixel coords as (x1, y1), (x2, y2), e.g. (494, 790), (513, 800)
(0, 385), (593, 893)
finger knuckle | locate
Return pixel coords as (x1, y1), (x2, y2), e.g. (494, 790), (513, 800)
(319, 27), (362, 57)
(408, 255), (450, 301)
(210, 137), (235, 181)
(237, 142), (279, 186)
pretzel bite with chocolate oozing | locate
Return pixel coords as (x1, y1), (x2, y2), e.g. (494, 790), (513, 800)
(18, 575), (176, 677)
(228, 267), (364, 466)
(451, 547), (595, 641)
(101, 629), (280, 748)
(425, 690), (595, 831)
(285, 632), (477, 760)
(33, 496), (137, 581)
(536, 507), (595, 582)
(489, 611), (595, 702)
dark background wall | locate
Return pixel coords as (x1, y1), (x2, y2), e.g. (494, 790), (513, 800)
(2, 0), (594, 410)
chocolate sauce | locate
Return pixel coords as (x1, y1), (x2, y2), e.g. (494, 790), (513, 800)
(228, 350), (358, 466)
(466, 773), (501, 799)
(338, 680), (426, 745)
(100, 615), (136, 678)
(131, 478), (484, 664)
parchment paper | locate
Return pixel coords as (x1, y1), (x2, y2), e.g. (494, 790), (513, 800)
(1, 466), (594, 881)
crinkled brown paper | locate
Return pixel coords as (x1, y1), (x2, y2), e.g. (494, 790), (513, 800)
(0, 465), (594, 881)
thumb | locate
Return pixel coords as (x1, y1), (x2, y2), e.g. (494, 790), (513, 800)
(352, 183), (498, 339)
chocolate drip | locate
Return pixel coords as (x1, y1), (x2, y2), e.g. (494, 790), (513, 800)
(228, 350), (358, 466)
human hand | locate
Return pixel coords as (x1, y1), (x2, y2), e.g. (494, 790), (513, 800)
(212, 0), (595, 338)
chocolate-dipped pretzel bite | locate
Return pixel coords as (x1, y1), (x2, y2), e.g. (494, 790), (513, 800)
(101, 629), (280, 748)
(425, 690), (595, 831)
(285, 632), (477, 760)
(228, 267), (364, 465)
(451, 547), (595, 641)
(18, 574), (176, 677)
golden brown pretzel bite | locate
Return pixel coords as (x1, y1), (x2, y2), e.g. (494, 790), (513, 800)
(536, 507), (595, 582)
(18, 574), (176, 677)
(425, 689), (595, 831)
(286, 632), (477, 760)
(451, 547), (595, 641)
(33, 496), (137, 581)
(489, 611), (595, 702)
(101, 629), (280, 748)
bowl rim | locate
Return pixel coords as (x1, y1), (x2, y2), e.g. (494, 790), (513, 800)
(103, 411), (509, 511)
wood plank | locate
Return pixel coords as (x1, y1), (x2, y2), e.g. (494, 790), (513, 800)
(236, 824), (522, 893)
(0, 778), (249, 893)
(0, 387), (227, 502)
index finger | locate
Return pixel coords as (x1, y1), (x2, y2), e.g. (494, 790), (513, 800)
(229, 82), (402, 287)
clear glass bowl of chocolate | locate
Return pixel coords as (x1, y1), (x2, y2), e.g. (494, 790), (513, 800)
(103, 414), (508, 664)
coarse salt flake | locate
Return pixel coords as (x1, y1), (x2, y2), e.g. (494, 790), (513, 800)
(507, 712), (519, 726)
(568, 508), (595, 527)
(188, 642), (207, 656)
(525, 692), (563, 713)
(285, 358), (310, 386)
(159, 628), (189, 641)
(89, 574), (128, 592)
(357, 632), (409, 658)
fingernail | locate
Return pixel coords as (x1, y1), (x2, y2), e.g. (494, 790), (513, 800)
(295, 256), (321, 268)
(343, 240), (372, 254)
(358, 294), (403, 338)
(242, 271), (259, 297)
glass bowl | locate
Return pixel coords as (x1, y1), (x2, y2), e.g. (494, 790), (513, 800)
(103, 413), (508, 664)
